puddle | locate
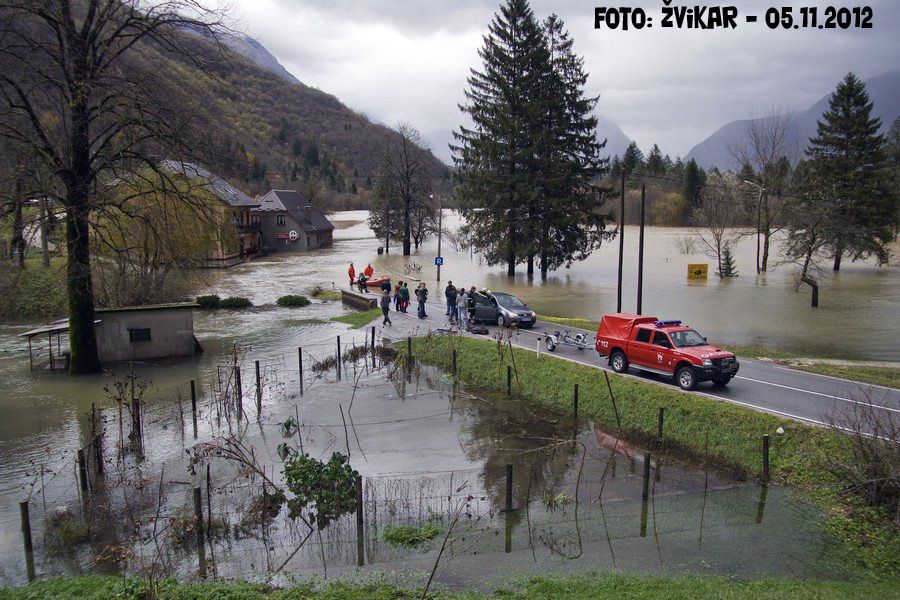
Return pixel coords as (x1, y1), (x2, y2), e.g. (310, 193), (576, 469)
(0, 347), (856, 589)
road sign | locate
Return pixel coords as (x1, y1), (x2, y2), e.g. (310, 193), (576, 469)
(687, 263), (708, 279)
(434, 257), (443, 266)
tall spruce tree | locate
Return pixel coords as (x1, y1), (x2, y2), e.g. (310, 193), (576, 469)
(646, 144), (665, 176)
(683, 159), (706, 207)
(806, 73), (896, 270)
(621, 142), (644, 181)
(452, 0), (549, 276)
(535, 14), (612, 278)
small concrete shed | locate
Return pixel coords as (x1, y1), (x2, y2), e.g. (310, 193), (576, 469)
(20, 303), (201, 370)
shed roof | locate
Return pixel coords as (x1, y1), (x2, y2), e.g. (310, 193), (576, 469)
(251, 189), (334, 233)
(17, 303), (197, 338)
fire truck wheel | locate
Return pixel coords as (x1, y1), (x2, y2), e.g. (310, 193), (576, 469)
(676, 366), (697, 390)
(610, 351), (628, 373)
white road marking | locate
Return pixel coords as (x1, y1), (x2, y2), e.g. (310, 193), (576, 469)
(766, 363), (898, 393)
(735, 375), (900, 414)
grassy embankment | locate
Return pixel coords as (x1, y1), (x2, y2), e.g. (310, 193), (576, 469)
(404, 335), (899, 578)
(0, 258), (67, 322)
(2, 572), (896, 599)
(330, 307), (382, 328)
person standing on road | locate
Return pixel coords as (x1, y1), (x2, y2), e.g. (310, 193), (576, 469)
(400, 282), (410, 313)
(444, 281), (457, 318)
(467, 286), (477, 322)
(348, 263), (355, 286)
(380, 289), (392, 326)
(456, 288), (468, 329)
(393, 281), (402, 312)
(415, 283), (428, 319)
(380, 278), (391, 293)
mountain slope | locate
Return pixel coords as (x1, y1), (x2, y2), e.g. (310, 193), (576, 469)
(222, 34), (302, 86)
(686, 71), (900, 170)
(139, 29), (450, 209)
(596, 114), (633, 160)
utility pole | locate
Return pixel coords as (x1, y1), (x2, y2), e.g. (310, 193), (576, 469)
(384, 194), (390, 254)
(636, 182), (646, 315)
(616, 171), (625, 313)
(743, 181), (764, 274)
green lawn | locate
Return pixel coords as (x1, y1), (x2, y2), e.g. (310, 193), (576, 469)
(330, 307), (382, 328)
(312, 288), (343, 302)
(790, 364), (900, 390)
(404, 335), (899, 577)
(2, 573), (896, 599)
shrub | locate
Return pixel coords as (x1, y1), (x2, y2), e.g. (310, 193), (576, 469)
(282, 452), (358, 528)
(383, 522), (442, 548)
(277, 294), (311, 308)
(196, 294), (221, 309)
(219, 296), (252, 309)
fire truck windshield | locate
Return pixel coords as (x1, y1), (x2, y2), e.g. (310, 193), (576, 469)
(670, 329), (707, 348)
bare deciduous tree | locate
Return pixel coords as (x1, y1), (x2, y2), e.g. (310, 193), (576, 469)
(0, 0), (229, 373)
(729, 108), (796, 271)
(691, 173), (746, 277)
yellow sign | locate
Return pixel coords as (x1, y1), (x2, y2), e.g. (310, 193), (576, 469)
(687, 264), (708, 279)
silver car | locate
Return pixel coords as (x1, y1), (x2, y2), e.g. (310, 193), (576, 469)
(471, 292), (536, 328)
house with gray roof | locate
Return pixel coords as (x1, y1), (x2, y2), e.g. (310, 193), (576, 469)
(159, 161), (263, 265)
(251, 190), (334, 251)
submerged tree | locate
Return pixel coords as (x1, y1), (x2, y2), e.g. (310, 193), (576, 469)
(368, 124), (436, 255)
(453, 0), (611, 278)
(0, 0), (227, 373)
(691, 172), (745, 278)
(806, 73), (896, 271)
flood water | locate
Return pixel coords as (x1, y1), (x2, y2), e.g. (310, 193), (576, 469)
(0, 210), (893, 589)
(0, 349), (856, 589)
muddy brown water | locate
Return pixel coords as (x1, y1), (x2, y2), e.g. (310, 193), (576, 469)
(0, 210), (891, 588)
(0, 346), (859, 588)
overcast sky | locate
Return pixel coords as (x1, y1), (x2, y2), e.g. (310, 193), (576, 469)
(227, 0), (900, 162)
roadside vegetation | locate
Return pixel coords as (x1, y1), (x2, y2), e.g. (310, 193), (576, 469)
(276, 294), (311, 308)
(406, 335), (899, 577)
(383, 521), (443, 548)
(195, 295), (253, 310)
(790, 364), (900, 390)
(536, 314), (600, 332)
(2, 572), (897, 599)
(330, 308), (381, 328)
(311, 285), (342, 301)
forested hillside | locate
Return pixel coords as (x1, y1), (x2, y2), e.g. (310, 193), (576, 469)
(135, 29), (450, 209)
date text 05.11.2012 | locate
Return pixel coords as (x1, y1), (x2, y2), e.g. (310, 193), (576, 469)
(594, 5), (874, 31)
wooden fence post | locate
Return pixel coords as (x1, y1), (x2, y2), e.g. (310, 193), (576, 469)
(505, 464), (513, 511)
(191, 380), (198, 438)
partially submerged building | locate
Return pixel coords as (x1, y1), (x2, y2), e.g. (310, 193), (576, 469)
(20, 303), (200, 370)
(159, 161), (263, 266)
(252, 189), (334, 251)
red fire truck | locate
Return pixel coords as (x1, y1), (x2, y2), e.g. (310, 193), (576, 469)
(595, 313), (739, 390)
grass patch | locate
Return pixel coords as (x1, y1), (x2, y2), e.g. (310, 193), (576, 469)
(790, 364), (899, 390)
(720, 344), (860, 361)
(2, 572), (897, 599)
(312, 285), (342, 302)
(405, 335), (899, 577)
(331, 307), (381, 328)
(383, 522), (442, 547)
(0, 258), (68, 321)
(276, 294), (311, 308)
(537, 314), (600, 332)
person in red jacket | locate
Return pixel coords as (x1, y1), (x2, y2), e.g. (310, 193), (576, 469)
(348, 262), (355, 286)
(364, 263), (374, 278)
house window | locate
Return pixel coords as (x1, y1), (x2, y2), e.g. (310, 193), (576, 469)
(276, 214), (286, 226)
(128, 328), (152, 343)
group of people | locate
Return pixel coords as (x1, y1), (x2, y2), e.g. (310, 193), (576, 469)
(379, 279), (488, 329)
(379, 280), (429, 326)
(348, 262), (376, 291)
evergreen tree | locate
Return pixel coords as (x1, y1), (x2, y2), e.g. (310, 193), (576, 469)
(718, 244), (738, 278)
(609, 155), (622, 181)
(646, 144), (665, 176)
(806, 73), (896, 270)
(621, 141), (644, 180)
(670, 155), (685, 179)
(535, 14), (613, 278)
(683, 158), (706, 207)
(452, 0), (551, 276)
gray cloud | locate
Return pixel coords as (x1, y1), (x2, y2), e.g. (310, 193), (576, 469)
(230, 0), (900, 161)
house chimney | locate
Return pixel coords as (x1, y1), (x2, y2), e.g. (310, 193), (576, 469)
(304, 206), (311, 223)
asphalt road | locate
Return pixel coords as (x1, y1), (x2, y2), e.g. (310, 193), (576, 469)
(360, 289), (899, 431)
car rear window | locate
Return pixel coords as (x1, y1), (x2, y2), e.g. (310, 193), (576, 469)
(635, 328), (651, 343)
